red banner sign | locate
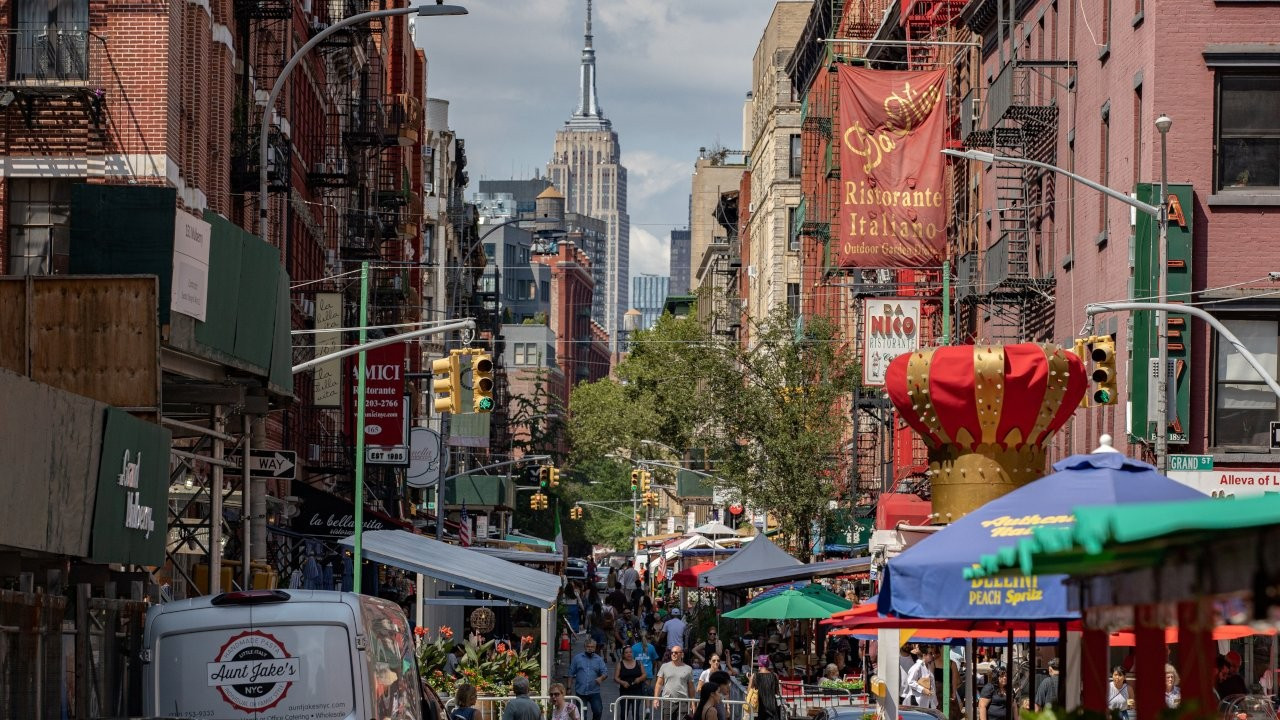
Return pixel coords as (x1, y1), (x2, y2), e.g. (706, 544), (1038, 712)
(836, 66), (947, 268)
(344, 342), (407, 448)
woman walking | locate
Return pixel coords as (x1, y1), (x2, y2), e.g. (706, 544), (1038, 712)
(692, 682), (721, 720)
(615, 645), (649, 720)
(747, 655), (783, 720)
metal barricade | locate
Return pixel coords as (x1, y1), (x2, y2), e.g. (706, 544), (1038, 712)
(613, 695), (697, 720)
(445, 694), (586, 720)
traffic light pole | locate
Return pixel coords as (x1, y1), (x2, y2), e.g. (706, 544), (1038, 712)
(1085, 301), (1280, 410)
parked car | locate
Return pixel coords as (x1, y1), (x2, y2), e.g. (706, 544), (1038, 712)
(565, 557), (590, 581)
(594, 564), (611, 590)
(143, 589), (430, 720)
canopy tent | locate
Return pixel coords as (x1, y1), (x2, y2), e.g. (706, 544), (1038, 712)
(690, 520), (738, 538)
(339, 529), (562, 608)
(673, 560), (718, 588)
(698, 532), (801, 588)
(706, 555), (871, 591)
(877, 452), (1205, 620)
(648, 534), (728, 571)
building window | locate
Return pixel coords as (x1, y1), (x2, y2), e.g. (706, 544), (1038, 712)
(787, 206), (800, 251)
(11, 0), (89, 82)
(1100, 0), (1112, 53)
(483, 243), (495, 259)
(540, 280), (550, 302)
(7, 179), (72, 275)
(786, 283), (801, 318)
(1213, 317), (1279, 447)
(514, 343), (528, 365)
(789, 134), (802, 178)
(1216, 75), (1280, 190)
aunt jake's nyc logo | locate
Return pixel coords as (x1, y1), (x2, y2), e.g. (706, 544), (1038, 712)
(843, 80), (942, 173)
(118, 450), (155, 538)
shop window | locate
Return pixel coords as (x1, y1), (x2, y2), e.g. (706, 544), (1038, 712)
(1213, 317), (1279, 447)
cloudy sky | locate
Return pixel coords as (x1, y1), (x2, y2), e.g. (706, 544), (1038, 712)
(415, 0), (789, 277)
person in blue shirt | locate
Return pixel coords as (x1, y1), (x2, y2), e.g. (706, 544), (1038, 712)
(569, 638), (609, 720)
(632, 631), (660, 679)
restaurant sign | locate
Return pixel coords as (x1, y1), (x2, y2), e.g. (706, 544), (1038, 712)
(91, 408), (172, 566)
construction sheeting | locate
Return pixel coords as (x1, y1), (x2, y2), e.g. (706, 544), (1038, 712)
(340, 529), (561, 608)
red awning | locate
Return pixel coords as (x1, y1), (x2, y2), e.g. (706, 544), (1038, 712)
(673, 561), (718, 588)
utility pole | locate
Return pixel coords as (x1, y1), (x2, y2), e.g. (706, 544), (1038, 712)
(1153, 115), (1173, 474)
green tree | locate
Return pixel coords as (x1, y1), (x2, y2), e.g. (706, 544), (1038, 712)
(565, 305), (858, 554)
(699, 308), (859, 553)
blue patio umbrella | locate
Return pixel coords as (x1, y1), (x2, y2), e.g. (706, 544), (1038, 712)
(877, 451), (1206, 620)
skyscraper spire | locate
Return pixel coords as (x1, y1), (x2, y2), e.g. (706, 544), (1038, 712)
(573, 0), (605, 122)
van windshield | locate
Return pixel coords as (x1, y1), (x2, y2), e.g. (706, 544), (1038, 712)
(361, 596), (422, 720)
(157, 624), (357, 719)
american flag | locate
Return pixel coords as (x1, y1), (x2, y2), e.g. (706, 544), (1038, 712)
(458, 503), (472, 547)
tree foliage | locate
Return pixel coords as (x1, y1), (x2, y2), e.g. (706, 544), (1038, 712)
(565, 306), (859, 553)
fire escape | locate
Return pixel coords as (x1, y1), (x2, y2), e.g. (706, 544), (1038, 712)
(953, 1), (1069, 343)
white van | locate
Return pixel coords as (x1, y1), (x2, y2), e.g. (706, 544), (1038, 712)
(142, 589), (426, 720)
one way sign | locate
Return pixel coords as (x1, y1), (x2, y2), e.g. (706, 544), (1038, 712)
(230, 450), (297, 480)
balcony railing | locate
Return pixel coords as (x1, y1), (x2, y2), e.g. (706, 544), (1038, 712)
(3, 27), (90, 86)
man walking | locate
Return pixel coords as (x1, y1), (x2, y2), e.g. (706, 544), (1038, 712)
(632, 631), (660, 679)
(502, 677), (543, 720)
(570, 638), (609, 720)
(661, 608), (688, 655)
(653, 645), (695, 720)
(620, 563), (639, 595)
(1035, 659), (1060, 711)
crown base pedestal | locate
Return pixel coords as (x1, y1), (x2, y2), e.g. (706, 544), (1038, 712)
(927, 444), (1048, 523)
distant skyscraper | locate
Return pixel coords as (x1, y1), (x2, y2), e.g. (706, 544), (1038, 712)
(669, 229), (691, 295)
(548, 0), (629, 351)
(632, 275), (670, 331)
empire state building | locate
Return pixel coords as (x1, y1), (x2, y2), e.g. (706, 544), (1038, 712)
(548, 0), (629, 350)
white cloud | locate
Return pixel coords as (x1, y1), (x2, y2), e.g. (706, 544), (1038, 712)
(621, 150), (688, 205)
(629, 226), (669, 276)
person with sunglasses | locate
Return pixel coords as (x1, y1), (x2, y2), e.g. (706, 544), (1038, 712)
(653, 645), (695, 720)
(696, 655), (724, 694)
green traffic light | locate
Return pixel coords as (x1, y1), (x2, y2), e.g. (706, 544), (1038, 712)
(1094, 389), (1112, 404)
(477, 397), (494, 411)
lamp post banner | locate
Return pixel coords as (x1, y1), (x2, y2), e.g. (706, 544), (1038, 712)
(836, 66), (947, 268)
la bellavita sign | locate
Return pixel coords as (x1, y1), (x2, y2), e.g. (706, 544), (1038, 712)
(863, 298), (921, 386)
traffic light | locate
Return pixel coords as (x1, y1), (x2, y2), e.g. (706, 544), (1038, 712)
(548, 467), (561, 488)
(634, 512), (643, 524)
(531, 492), (548, 510)
(639, 470), (652, 493)
(1090, 336), (1118, 406)
(630, 469), (640, 492)
(431, 352), (461, 414)
(538, 466), (550, 488)
(570, 505), (583, 520)
(472, 351), (494, 413)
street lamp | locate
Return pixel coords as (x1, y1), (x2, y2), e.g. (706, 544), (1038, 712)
(256, 1), (465, 592)
(943, 125), (1176, 471)
(257, 2), (467, 242)
(1154, 115), (1173, 474)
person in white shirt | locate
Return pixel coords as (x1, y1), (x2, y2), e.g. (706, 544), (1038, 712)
(620, 565), (639, 594)
(899, 645), (917, 702)
(905, 646), (938, 708)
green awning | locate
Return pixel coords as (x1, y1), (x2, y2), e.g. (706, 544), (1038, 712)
(964, 494), (1280, 580)
(504, 534), (556, 549)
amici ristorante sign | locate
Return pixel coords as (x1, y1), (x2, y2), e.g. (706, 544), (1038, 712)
(836, 66), (948, 268)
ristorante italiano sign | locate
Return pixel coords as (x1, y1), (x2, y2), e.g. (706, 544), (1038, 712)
(836, 66), (947, 268)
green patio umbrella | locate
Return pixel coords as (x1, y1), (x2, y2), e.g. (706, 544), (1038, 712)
(724, 589), (841, 620)
(800, 583), (853, 611)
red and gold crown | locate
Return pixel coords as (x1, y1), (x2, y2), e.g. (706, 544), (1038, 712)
(885, 343), (1087, 522)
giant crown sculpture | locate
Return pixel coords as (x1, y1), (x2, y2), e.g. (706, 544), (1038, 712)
(885, 343), (1087, 522)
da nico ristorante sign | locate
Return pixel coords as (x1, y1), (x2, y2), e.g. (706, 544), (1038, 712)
(837, 66), (947, 268)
